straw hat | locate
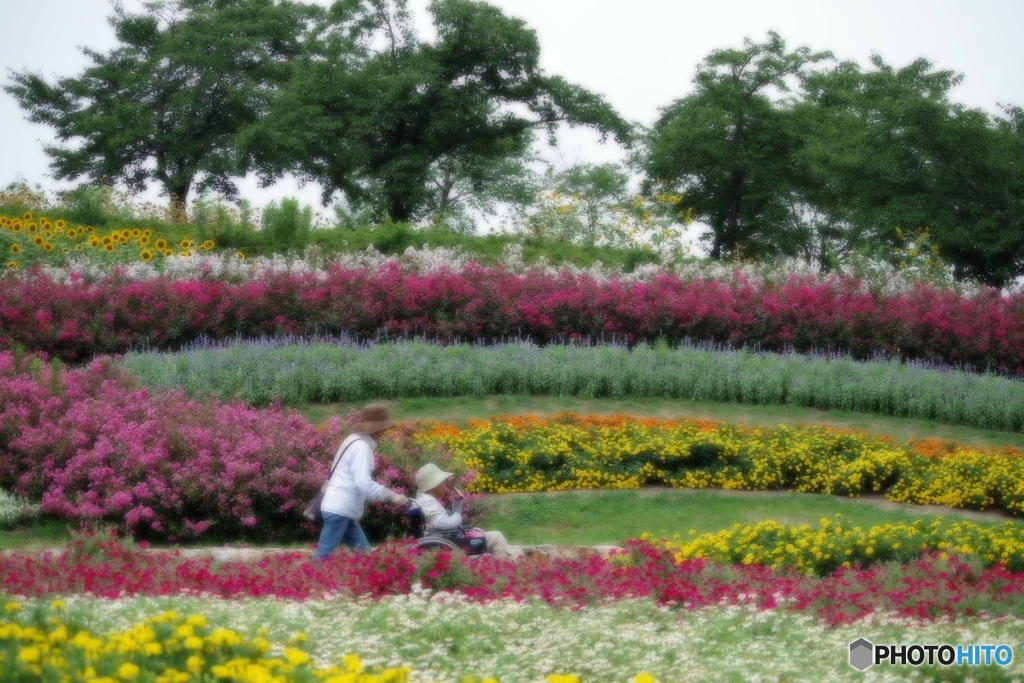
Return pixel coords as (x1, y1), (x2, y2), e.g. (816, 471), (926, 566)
(351, 403), (396, 434)
(415, 463), (454, 492)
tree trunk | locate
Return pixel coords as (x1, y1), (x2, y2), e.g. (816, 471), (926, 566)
(726, 168), (745, 257)
(710, 226), (724, 260)
(388, 197), (414, 224)
(165, 181), (192, 224)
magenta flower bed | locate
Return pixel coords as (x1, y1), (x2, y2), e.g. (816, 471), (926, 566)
(3, 536), (1024, 625)
(2, 266), (1024, 371)
(0, 351), (415, 541)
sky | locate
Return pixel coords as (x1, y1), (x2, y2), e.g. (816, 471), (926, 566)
(3, 0), (1024, 226)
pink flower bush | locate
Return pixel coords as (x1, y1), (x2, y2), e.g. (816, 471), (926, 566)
(0, 351), (416, 541)
(3, 534), (1023, 626)
(2, 266), (1024, 371)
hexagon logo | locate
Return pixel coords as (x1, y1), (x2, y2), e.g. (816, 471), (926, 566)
(850, 638), (874, 671)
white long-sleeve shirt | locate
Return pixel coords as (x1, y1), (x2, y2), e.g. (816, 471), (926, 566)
(413, 491), (464, 531)
(320, 434), (389, 521)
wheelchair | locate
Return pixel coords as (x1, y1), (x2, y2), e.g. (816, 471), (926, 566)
(407, 506), (487, 555)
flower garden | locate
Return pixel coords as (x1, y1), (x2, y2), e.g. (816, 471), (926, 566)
(2, 215), (1024, 680)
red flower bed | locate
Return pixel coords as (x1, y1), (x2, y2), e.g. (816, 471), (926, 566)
(3, 535), (1023, 626)
(2, 266), (1023, 371)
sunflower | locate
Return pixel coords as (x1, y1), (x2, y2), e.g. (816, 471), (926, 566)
(163, 248), (175, 257)
(10, 244), (21, 254)
(89, 237), (101, 248)
(201, 239), (215, 250)
(235, 251), (246, 260)
(101, 236), (113, 247)
(10, 223), (22, 234)
(140, 248), (155, 262)
(43, 243), (54, 252)
(66, 228), (78, 239)
(31, 235), (44, 246)
(27, 224), (37, 234)
(6, 261), (18, 270)
(131, 228), (141, 238)
(21, 212), (32, 221)
(180, 239), (193, 249)
(104, 244), (115, 252)
(55, 219), (67, 230)
(138, 234), (151, 246)
(154, 238), (169, 251)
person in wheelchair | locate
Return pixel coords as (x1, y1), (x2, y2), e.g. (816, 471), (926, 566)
(412, 463), (524, 561)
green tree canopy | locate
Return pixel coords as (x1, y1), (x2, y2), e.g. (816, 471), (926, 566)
(798, 55), (1024, 285)
(642, 32), (832, 259)
(241, 0), (633, 223)
(4, 0), (314, 214)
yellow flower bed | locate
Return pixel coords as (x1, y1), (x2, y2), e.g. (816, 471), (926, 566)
(647, 517), (1024, 575)
(0, 604), (405, 682)
(0, 603), (659, 682)
(415, 414), (1024, 515)
(1, 212), (214, 269)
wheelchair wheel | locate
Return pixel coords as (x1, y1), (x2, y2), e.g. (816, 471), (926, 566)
(414, 537), (461, 552)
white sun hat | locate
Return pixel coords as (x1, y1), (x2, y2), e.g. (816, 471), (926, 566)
(415, 463), (454, 492)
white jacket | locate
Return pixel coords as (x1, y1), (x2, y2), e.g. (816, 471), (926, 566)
(413, 491), (463, 531)
(319, 434), (390, 521)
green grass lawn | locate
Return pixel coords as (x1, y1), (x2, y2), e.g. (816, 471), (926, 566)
(4, 487), (1016, 551)
(472, 487), (1019, 547)
(0, 518), (75, 551)
(297, 395), (1024, 450)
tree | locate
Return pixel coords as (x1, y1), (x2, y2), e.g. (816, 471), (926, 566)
(797, 56), (1024, 285)
(241, 0), (633, 223)
(642, 32), (832, 259)
(523, 157), (694, 259)
(529, 160), (632, 246)
(5, 0), (313, 215)
(423, 144), (542, 233)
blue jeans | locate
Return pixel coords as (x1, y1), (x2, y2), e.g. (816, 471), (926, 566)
(314, 512), (370, 560)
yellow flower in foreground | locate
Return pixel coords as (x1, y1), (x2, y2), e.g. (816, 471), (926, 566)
(119, 662), (141, 679)
(342, 654), (363, 672)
